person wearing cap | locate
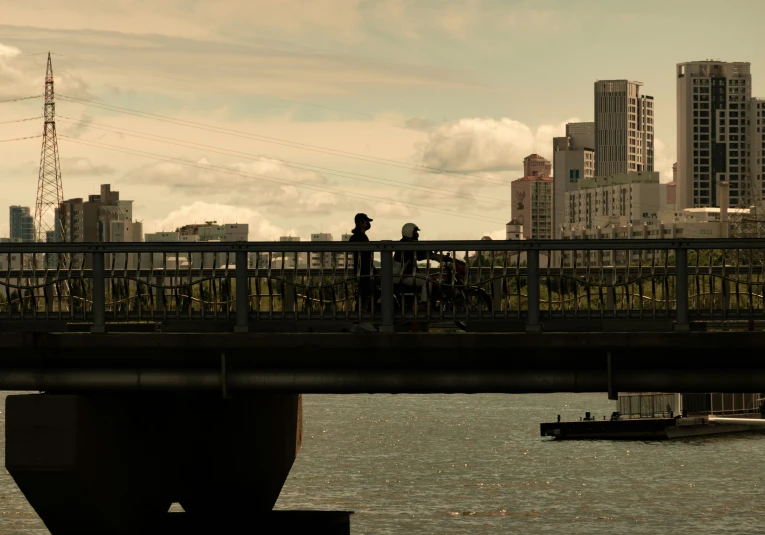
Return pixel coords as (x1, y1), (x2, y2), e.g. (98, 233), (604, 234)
(349, 213), (374, 310)
(393, 223), (447, 304)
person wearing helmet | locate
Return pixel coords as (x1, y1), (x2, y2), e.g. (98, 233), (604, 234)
(349, 213), (374, 310)
(393, 223), (446, 304)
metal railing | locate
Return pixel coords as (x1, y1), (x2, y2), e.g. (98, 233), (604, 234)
(2, 239), (765, 332)
(617, 393), (676, 419)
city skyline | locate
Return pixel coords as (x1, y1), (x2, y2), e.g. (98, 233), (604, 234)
(2, 1), (765, 242)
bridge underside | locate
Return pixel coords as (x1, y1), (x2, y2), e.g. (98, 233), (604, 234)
(1, 331), (764, 393)
(3, 330), (764, 532)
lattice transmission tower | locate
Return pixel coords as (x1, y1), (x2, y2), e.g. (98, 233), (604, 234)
(34, 52), (66, 242)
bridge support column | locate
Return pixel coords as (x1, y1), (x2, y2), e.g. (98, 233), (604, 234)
(172, 394), (303, 517)
(6, 394), (172, 534)
(6, 393), (306, 534)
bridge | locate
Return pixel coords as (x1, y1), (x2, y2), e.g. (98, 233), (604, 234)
(2, 239), (765, 533)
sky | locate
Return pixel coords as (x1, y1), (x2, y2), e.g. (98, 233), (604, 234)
(2, 0), (765, 242)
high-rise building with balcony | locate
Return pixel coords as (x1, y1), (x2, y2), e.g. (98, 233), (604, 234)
(511, 173), (553, 240)
(9, 206), (35, 242)
(676, 61), (752, 210)
(594, 80), (654, 178)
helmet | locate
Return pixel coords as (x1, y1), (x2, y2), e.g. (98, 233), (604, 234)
(402, 223), (420, 239)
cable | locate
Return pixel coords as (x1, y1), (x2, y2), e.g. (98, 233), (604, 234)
(0, 135), (41, 143)
(53, 53), (386, 122)
(57, 116), (514, 208)
(58, 94), (508, 187)
(58, 135), (507, 225)
(0, 95), (42, 104)
(0, 117), (40, 125)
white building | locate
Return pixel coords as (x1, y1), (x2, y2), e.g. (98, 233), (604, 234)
(176, 222), (249, 242)
(563, 171), (670, 231)
(561, 182), (743, 266)
(676, 61), (752, 210)
(553, 122), (595, 238)
(307, 233), (353, 270)
(594, 80), (654, 177)
(506, 220), (524, 240)
(252, 236), (307, 269)
(310, 233), (333, 269)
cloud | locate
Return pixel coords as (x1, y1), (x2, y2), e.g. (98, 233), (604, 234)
(404, 117), (434, 132)
(60, 114), (93, 139)
(143, 201), (290, 240)
(0, 42), (36, 98)
(415, 116), (578, 173)
(61, 156), (114, 176)
(120, 156), (340, 216)
(654, 138), (676, 183)
(0, 44), (21, 59)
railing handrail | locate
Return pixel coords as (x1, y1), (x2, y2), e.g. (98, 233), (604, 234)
(3, 238), (765, 254)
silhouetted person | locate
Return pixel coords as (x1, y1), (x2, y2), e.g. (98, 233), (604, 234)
(393, 223), (446, 304)
(349, 213), (374, 311)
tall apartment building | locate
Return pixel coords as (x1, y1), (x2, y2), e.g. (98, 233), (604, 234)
(58, 184), (142, 244)
(9, 206), (35, 242)
(676, 61), (752, 210)
(750, 98), (765, 205)
(56, 185), (142, 268)
(594, 80), (654, 177)
(553, 122), (595, 238)
(511, 173), (553, 240)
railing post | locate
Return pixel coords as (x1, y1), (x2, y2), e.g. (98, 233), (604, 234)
(284, 272), (296, 314)
(90, 251), (105, 334)
(675, 247), (689, 331)
(379, 245), (394, 333)
(235, 250), (249, 333)
(526, 248), (541, 333)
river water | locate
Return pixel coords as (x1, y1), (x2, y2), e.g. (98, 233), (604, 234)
(1, 393), (764, 534)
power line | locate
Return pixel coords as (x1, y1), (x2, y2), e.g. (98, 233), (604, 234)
(0, 117), (40, 125)
(58, 94), (508, 187)
(0, 135), (42, 143)
(58, 135), (507, 225)
(57, 116), (514, 209)
(0, 95), (42, 104)
(53, 53), (387, 122)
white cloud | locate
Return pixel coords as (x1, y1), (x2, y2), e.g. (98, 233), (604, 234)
(654, 138), (676, 183)
(484, 228), (507, 240)
(0, 44), (21, 59)
(0, 42), (35, 98)
(416, 116), (578, 173)
(61, 156), (115, 176)
(120, 156), (341, 216)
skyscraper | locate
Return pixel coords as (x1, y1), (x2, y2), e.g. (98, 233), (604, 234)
(676, 61), (752, 210)
(9, 206), (35, 242)
(553, 122), (595, 238)
(594, 80), (654, 177)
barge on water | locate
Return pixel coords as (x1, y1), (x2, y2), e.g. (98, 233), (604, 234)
(541, 392), (765, 440)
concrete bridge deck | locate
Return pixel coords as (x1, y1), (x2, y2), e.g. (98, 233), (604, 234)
(2, 331), (764, 393)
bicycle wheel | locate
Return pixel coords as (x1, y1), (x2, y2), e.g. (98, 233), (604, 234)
(453, 287), (493, 315)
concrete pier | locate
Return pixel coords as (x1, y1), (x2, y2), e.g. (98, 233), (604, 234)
(5, 393), (306, 534)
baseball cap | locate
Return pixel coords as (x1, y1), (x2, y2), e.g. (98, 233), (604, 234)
(354, 213), (373, 224)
